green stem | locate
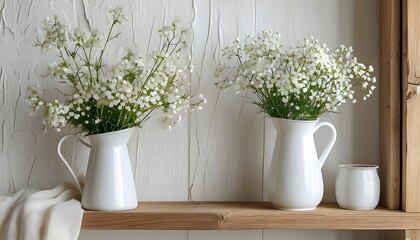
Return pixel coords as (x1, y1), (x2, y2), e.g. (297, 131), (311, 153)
(82, 47), (93, 85)
(96, 19), (119, 82)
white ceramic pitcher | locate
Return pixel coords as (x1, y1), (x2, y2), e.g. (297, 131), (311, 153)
(57, 127), (138, 211)
(267, 117), (337, 210)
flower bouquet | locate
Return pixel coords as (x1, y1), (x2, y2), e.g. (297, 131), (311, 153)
(215, 30), (376, 120)
(27, 8), (205, 135)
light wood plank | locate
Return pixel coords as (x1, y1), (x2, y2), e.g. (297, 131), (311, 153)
(81, 202), (420, 230)
(379, 0), (401, 210)
(402, 0), (420, 212)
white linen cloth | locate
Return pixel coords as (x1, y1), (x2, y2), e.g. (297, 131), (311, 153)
(0, 183), (83, 240)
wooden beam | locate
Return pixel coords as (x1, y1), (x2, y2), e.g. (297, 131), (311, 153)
(379, 0), (402, 210)
(81, 202), (420, 230)
(402, 0), (420, 212)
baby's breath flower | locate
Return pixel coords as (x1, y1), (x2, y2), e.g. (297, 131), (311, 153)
(35, 16), (69, 49)
(27, 8), (205, 135)
(216, 31), (375, 120)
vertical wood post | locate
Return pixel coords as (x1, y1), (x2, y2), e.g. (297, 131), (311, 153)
(379, 0), (401, 210)
(402, 0), (420, 213)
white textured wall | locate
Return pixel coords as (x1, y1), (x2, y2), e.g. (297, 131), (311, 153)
(0, 0), (379, 239)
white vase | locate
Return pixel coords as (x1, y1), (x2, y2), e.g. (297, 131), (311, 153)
(57, 127), (138, 211)
(267, 117), (337, 210)
(335, 164), (380, 210)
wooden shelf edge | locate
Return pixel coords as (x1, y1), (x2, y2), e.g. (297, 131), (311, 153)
(81, 202), (420, 230)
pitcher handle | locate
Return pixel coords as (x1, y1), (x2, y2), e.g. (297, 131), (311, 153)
(57, 135), (92, 193)
(314, 122), (337, 169)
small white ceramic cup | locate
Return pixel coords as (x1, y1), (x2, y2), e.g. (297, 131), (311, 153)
(335, 164), (380, 210)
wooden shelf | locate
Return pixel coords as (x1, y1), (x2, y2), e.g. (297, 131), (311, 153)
(81, 202), (420, 230)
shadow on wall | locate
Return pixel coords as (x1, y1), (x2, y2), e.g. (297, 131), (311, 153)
(350, 0), (379, 173)
(320, 0), (379, 204)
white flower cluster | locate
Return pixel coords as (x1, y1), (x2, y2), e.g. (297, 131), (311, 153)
(28, 8), (205, 135)
(35, 16), (69, 49)
(216, 31), (376, 120)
